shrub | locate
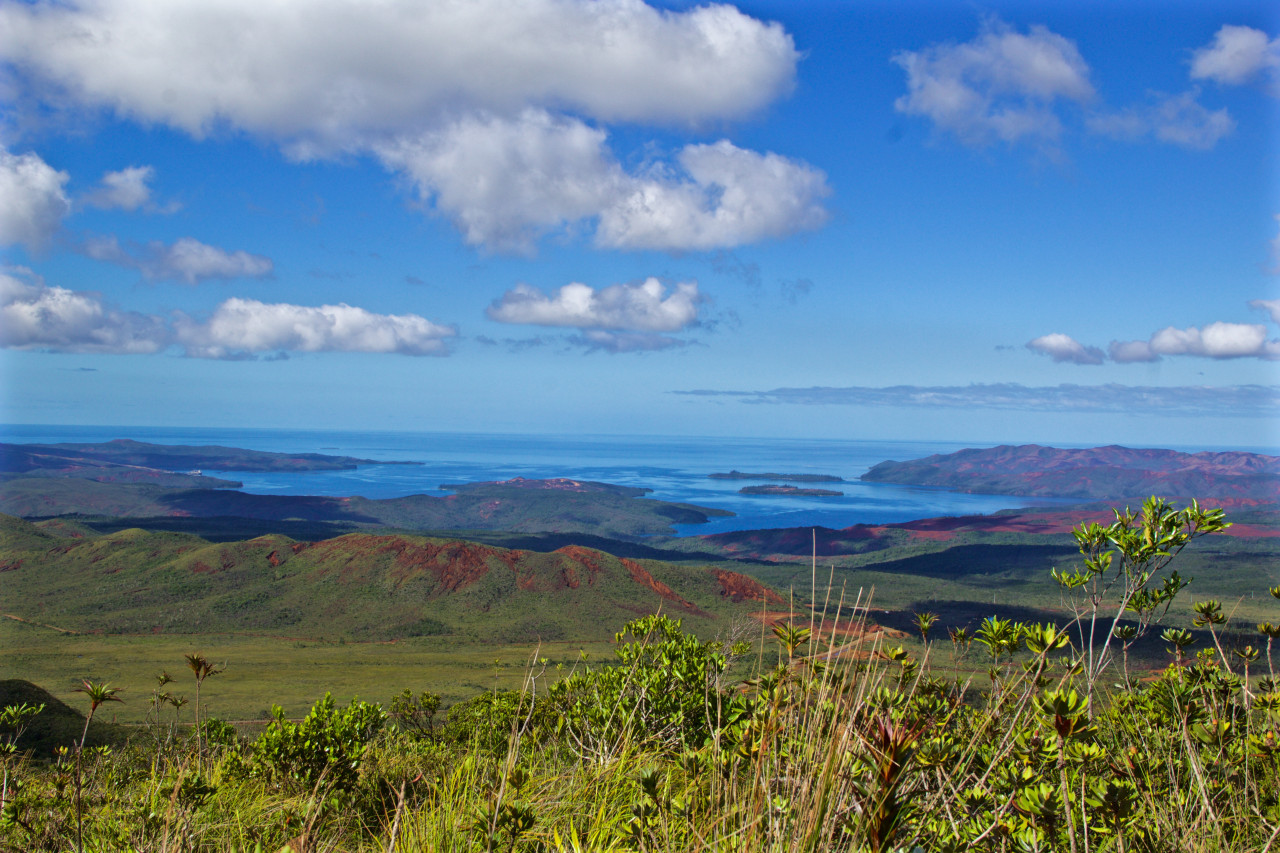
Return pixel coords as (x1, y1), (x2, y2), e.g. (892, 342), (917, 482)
(248, 694), (385, 794)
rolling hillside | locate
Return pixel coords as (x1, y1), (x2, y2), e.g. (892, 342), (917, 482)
(0, 514), (778, 643)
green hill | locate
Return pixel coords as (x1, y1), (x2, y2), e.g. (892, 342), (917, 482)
(0, 516), (779, 643)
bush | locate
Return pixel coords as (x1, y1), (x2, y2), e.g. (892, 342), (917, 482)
(248, 694), (386, 794)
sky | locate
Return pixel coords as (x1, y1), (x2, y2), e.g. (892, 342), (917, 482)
(1, 0), (1278, 448)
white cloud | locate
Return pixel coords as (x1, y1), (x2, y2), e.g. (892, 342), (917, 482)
(0, 267), (166, 353)
(1026, 333), (1105, 365)
(83, 235), (273, 284)
(1251, 298), (1280, 324)
(82, 165), (177, 213)
(0, 272), (456, 358)
(487, 278), (701, 332)
(1106, 339), (1158, 363)
(892, 20), (1094, 147)
(0, 146), (70, 250)
(1087, 89), (1236, 150)
(596, 140), (830, 251)
(1110, 322), (1280, 362)
(0, 0), (797, 150)
(83, 166), (151, 211)
(1, 1), (819, 254)
(174, 298), (456, 359)
(1190, 24), (1280, 87)
(379, 111), (829, 252)
(1149, 89), (1235, 150)
(676, 383), (1280, 417)
(377, 110), (619, 252)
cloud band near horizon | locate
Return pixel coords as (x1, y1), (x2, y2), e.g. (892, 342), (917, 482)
(674, 382), (1279, 417)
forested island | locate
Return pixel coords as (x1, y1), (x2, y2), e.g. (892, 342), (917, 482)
(738, 484), (843, 496)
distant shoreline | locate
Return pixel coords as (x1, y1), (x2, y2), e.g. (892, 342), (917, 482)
(710, 470), (843, 482)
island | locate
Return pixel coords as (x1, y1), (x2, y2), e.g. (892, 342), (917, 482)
(860, 444), (1280, 502)
(710, 470), (843, 482)
(738, 485), (843, 496)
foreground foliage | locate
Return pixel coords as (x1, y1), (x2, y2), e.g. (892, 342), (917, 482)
(3, 500), (1279, 852)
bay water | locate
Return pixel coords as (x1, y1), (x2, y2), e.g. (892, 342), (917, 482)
(3, 425), (1250, 535)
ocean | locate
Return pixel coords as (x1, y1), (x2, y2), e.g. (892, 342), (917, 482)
(2, 425), (1253, 535)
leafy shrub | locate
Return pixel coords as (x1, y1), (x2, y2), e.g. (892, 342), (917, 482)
(550, 613), (737, 756)
(248, 694), (386, 794)
(440, 690), (555, 755)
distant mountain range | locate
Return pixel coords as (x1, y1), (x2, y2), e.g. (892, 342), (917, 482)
(860, 444), (1280, 503)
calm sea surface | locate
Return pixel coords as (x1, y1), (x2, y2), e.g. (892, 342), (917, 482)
(3, 425), (1268, 535)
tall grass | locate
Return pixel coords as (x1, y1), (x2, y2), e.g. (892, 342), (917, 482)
(4, 581), (1277, 852)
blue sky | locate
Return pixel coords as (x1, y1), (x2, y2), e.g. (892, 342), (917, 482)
(1, 0), (1277, 447)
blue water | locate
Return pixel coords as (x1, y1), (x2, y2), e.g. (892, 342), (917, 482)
(2, 425), (1258, 535)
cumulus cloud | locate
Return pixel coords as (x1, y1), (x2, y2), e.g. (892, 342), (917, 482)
(1, 1), (821, 253)
(892, 20), (1094, 147)
(82, 165), (177, 213)
(1028, 301), (1280, 365)
(1110, 322), (1280, 362)
(597, 140), (830, 250)
(174, 298), (456, 359)
(1026, 333), (1105, 365)
(0, 271), (456, 358)
(0, 0), (797, 148)
(0, 146), (70, 250)
(378, 111), (828, 252)
(1088, 89), (1235, 150)
(674, 382), (1280, 417)
(83, 235), (273, 284)
(1190, 24), (1280, 88)
(487, 278), (701, 332)
(0, 267), (167, 353)
(376, 110), (618, 251)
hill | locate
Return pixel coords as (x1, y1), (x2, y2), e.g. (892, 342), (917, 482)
(860, 444), (1280, 502)
(0, 438), (408, 475)
(0, 515), (779, 643)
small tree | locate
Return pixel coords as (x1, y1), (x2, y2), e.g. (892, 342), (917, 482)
(72, 681), (121, 853)
(184, 653), (224, 768)
(1051, 497), (1228, 694)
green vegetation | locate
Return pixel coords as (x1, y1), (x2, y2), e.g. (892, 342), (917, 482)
(5, 598), (1280, 849)
(0, 476), (733, 538)
(4, 492), (1280, 849)
(0, 515), (765, 641)
(737, 485), (843, 496)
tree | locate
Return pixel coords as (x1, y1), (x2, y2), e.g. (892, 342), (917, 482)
(1051, 497), (1228, 694)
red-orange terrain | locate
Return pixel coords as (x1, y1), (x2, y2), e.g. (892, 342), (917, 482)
(0, 516), (782, 640)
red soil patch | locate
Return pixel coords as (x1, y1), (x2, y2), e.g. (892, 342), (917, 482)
(711, 569), (784, 604)
(619, 557), (705, 615)
(306, 534), (520, 592)
(554, 545), (605, 589)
